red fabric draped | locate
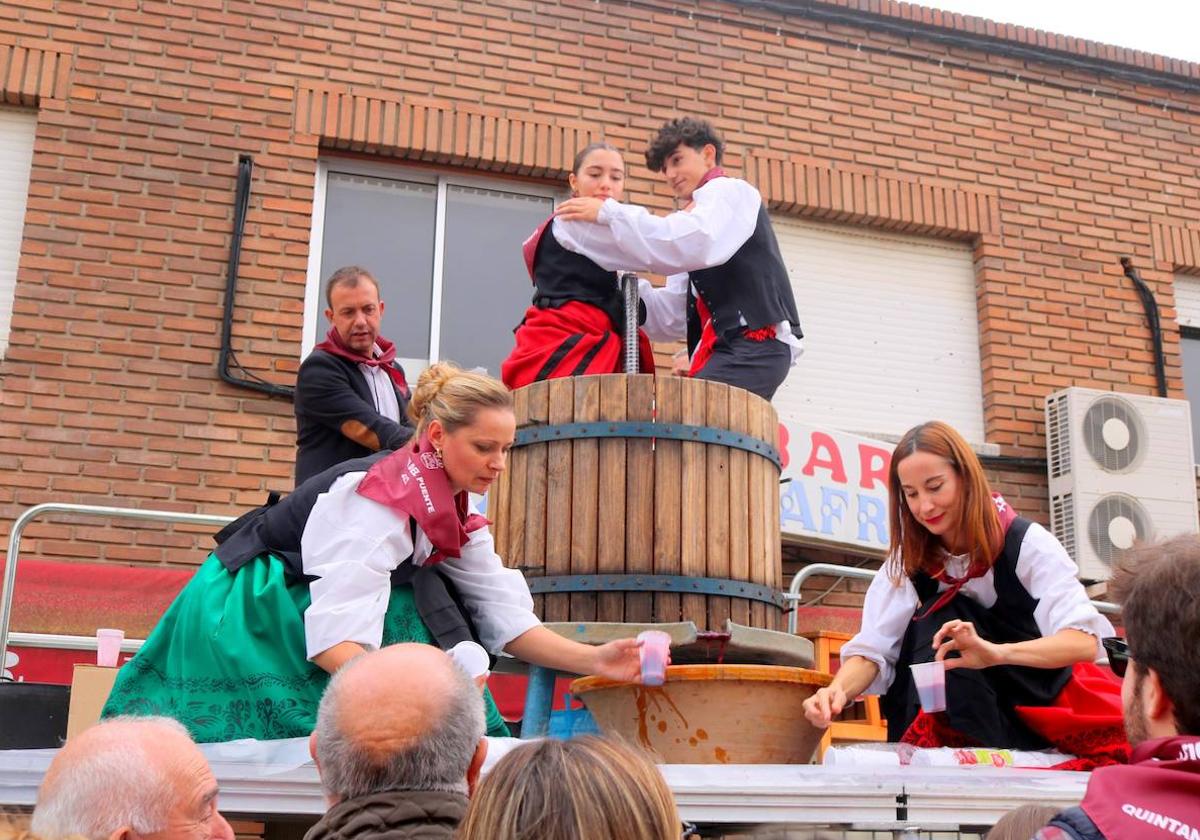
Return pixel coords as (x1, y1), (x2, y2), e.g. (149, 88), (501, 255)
(501, 301), (654, 389)
(901, 662), (1129, 770)
(314, 327), (410, 398)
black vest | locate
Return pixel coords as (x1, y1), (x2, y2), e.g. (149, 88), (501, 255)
(214, 452), (391, 576)
(882, 517), (1074, 748)
(532, 225), (626, 333)
(686, 203), (802, 355)
(212, 451), (484, 653)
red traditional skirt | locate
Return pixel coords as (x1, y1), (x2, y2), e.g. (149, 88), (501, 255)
(901, 662), (1130, 770)
(501, 300), (655, 389)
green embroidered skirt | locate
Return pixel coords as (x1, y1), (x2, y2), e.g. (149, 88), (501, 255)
(101, 553), (510, 742)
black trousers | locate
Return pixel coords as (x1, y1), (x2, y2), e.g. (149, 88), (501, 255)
(694, 333), (792, 401)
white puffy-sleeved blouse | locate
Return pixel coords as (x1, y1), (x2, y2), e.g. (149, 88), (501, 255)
(839, 521), (1115, 696)
(299, 471), (540, 661)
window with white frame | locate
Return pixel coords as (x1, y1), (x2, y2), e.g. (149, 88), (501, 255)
(1173, 273), (1200, 462)
(0, 108), (36, 358)
(771, 217), (985, 443)
(304, 160), (559, 376)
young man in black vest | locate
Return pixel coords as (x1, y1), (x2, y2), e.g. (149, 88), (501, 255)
(554, 117), (803, 401)
(294, 266), (414, 486)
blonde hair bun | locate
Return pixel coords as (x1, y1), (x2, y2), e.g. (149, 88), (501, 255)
(407, 361), (513, 436)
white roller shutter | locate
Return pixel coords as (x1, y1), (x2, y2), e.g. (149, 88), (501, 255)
(0, 109), (35, 358)
(773, 216), (985, 443)
(1174, 274), (1200, 328)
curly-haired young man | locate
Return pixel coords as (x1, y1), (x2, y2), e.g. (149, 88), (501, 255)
(555, 117), (803, 401)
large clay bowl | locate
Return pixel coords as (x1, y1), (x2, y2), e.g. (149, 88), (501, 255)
(571, 664), (832, 764)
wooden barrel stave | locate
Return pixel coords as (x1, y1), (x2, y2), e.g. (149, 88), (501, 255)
(497, 375), (782, 632)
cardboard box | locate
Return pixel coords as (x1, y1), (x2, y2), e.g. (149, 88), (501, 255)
(66, 664), (119, 740)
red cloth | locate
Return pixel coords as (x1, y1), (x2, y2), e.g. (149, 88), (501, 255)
(314, 327), (410, 398)
(1016, 662), (1130, 770)
(1080, 736), (1200, 838)
(354, 432), (488, 564)
(900, 662), (1129, 770)
(501, 300), (654, 389)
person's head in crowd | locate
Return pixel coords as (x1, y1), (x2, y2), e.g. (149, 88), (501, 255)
(645, 117), (725, 203)
(1109, 534), (1200, 745)
(406, 362), (514, 495)
(309, 643), (488, 805)
(886, 420), (1003, 583)
(324, 266), (384, 356)
(568, 142), (625, 202)
(457, 735), (680, 840)
(985, 804), (1061, 840)
(31, 716), (233, 840)
(0, 815), (38, 840)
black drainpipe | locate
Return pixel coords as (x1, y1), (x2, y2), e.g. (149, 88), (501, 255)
(1120, 256), (1169, 399)
(218, 154), (295, 399)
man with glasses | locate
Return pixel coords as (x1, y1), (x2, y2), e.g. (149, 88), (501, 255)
(1033, 534), (1200, 840)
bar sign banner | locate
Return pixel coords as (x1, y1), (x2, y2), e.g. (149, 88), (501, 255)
(778, 420), (893, 553)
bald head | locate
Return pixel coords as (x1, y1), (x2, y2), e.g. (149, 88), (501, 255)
(33, 717), (233, 840)
(313, 644), (486, 802)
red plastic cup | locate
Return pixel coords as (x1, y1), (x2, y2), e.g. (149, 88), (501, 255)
(637, 630), (671, 686)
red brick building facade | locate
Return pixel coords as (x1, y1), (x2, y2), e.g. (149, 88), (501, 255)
(1, 0), (1198, 619)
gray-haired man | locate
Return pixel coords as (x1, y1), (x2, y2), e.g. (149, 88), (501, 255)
(32, 716), (234, 840)
(305, 643), (488, 840)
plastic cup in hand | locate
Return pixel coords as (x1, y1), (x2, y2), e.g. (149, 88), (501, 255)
(448, 641), (491, 691)
(96, 628), (124, 668)
(637, 631), (671, 687)
(910, 661), (946, 713)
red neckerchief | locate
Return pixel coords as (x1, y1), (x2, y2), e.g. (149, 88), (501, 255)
(354, 432), (489, 564)
(522, 217), (554, 281)
(912, 493), (1017, 621)
(315, 327), (410, 399)
(1080, 736), (1200, 839)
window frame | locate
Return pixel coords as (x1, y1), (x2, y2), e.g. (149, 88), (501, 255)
(302, 157), (564, 368)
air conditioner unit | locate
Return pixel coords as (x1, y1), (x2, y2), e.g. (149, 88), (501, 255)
(1045, 387), (1198, 582)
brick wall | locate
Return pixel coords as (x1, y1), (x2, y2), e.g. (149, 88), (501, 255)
(2, 0), (1199, 574)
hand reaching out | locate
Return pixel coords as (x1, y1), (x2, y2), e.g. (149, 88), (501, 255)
(590, 638), (647, 683)
(554, 196), (606, 223)
(802, 685), (849, 729)
(932, 619), (1005, 670)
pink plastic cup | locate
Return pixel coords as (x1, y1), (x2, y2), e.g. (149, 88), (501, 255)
(96, 628), (124, 668)
(637, 630), (671, 686)
(910, 661), (946, 713)
(448, 641), (491, 692)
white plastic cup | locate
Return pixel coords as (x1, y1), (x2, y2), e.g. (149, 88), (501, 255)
(910, 660), (946, 713)
(448, 641), (491, 690)
(96, 628), (124, 668)
(637, 630), (671, 687)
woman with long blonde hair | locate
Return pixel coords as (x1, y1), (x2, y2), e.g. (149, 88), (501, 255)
(458, 736), (683, 840)
(802, 421), (1117, 756)
(103, 363), (644, 742)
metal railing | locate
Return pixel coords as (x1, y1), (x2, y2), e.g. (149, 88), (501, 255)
(1, 503), (235, 663)
(784, 563), (1120, 636)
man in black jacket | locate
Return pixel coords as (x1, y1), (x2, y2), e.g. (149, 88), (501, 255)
(294, 266), (414, 486)
(306, 644), (487, 840)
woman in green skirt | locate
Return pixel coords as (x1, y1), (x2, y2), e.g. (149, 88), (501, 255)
(102, 363), (643, 743)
